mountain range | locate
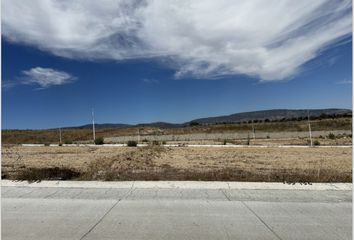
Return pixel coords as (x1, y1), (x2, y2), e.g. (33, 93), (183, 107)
(71, 108), (351, 129)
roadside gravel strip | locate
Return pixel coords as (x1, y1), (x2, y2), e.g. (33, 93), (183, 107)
(2, 180), (352, 190)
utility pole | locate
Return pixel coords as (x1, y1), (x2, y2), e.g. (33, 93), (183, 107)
(92, 108), (96, 142)
(59, 128), (62, 144)
(251, 120), (256, 140)
(307, 110), (313, 147)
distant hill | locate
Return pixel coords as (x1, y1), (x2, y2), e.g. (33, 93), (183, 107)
(69, 122), (182, 129)
(71, 123), (131, 129)
(190, 109), (352, 124)
(66, 108), (351, 129)
(136, 122), (183, 128)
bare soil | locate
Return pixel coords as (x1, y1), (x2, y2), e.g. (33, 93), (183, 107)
(2, 145), (351, 182)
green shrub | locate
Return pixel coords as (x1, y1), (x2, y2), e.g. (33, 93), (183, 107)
(313, 140), (320, 146)
(223, 139), (227, 145)
(142, 139), (148, 143)
(64, 140), (73, 144)
(328, 133), (336, 140)
(59, 143), (63, 147)
(127, 140), (137, 147)
(94, 137), (104, 145)
(162, 141), (166, 145)
(266, 135), (270, 139)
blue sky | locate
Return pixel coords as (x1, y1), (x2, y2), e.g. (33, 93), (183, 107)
(2, 0), (352, 129)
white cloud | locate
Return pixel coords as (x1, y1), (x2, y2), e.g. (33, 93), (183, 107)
(22, 67), (76, 88)
(336, 79), (352, 85)
(2, 80), (17, 90)
(143, 78), (159, 84)
(2, 0), (352, 81)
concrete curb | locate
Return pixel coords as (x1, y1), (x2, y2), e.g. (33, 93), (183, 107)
(1, 180), (352, 191)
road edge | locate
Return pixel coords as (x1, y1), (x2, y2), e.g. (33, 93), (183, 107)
(1, 180), (352, 190)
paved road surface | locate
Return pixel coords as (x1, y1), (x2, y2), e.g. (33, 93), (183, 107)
(2, 181), (352, 240)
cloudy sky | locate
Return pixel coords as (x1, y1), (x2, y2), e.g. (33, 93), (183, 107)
(2, 0), (352, 129)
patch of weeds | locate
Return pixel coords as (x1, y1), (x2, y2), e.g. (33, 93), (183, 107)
(14, 167), (80, 182)
(151, 140), (161, 146)
(127, 140), (137, 147)
(328, 133), (336, 140)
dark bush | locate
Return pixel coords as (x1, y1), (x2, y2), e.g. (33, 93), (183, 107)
(94, 137), (104, 145)
(152, 140), (160, 145)
(64, 140), (73, 144)
(127, 140), (137, 147)
(189, 121), (200, 126)
(313, 140), (320, 146)
(328, 133), (336, 140)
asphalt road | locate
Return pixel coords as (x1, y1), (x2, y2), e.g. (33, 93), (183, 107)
(2, 181), (352, 240)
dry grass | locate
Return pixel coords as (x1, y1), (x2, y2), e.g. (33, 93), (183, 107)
(2, 145), (351, 182)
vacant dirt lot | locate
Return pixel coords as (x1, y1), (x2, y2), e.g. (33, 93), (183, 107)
(2, 145), (352, 182)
